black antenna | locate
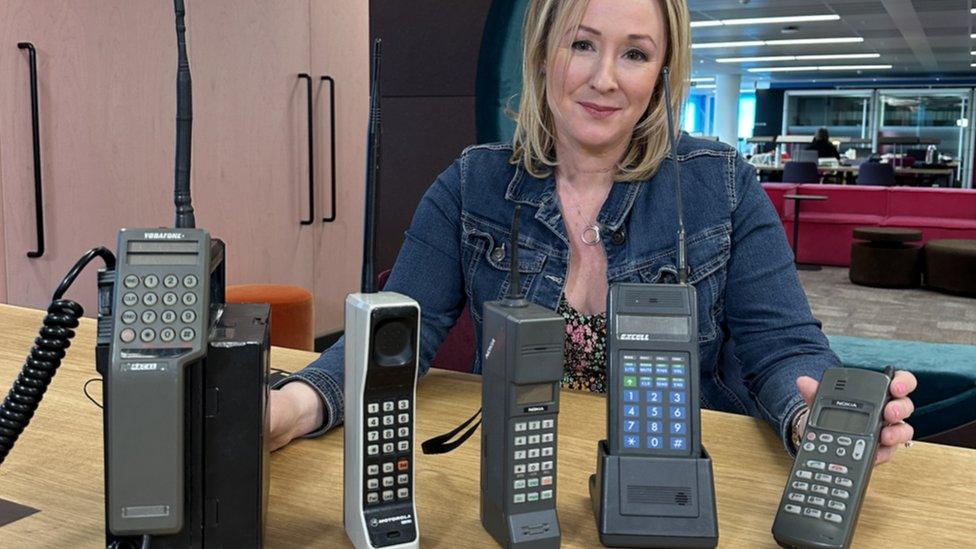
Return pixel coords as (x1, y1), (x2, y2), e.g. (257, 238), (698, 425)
(502, 205), (528, 308)
(173, 0), (194, 229)
(661, 67), (687, 284)
(361, 39), (382, 293)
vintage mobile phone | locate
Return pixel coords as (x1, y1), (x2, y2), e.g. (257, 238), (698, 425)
(344, 292), (420, 549)
(607, 283), (701, 458)
(772, 367), (894, 549)
(106, 228), (211, 535)
(589, 67), (717, 549)
(480, 206), (564, 548)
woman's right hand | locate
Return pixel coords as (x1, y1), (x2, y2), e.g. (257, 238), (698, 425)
(268, 381), (325, 452)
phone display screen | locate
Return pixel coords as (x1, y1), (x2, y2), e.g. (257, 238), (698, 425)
(516, 383), (553, 405)
(817, 407), (870, 434)
(615, 314), (690, 341)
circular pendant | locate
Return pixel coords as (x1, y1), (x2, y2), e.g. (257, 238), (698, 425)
(581, 225), (601, 245)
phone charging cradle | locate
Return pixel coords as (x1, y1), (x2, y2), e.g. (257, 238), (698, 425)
(589, 439), (718, 548)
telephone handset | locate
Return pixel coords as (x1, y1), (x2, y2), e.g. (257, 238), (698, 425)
(105, 228), (211, 535)
(607, 283), (701, 458)
(344, 292), (420, 549)
(771, 367), (894, 549)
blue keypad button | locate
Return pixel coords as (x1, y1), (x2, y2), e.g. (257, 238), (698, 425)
(672, 422), (687, 435)
(655, 366), (669, 375)
(624, 405), (639, 417)
(670, 391), (686, 404)
(647, 436), (663, 449)
(624, 365), (637, 374)
(624, 435), (640, 448)
(670, 407), (687, 419)
(639, 377), (653, 388)
(655, 377), (669, 388)
(623, 376), (637, 388)
(623, 390), (639, 403)
(671, 378), (686, 389)
(624, 420), (640, 433)
(671, 437), (687, 450)
(646, 391), (662, 403)
(672, 366), (686, 376)
(647, 421), (662, 434)
(639, 365), (653, 375)
(647, 406), (663, 418)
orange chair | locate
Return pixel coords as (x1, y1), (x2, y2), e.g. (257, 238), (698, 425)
(225, 284), (314, 351)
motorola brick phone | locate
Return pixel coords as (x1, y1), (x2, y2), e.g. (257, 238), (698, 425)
(106, 228), (211, 535)
(772, 367), (894, 549)
(344, 292), (420, 549)
(607, 284), (701, 457)
(480, 206), (564, 549)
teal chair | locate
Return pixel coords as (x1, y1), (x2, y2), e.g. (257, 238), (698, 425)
(828, 335), (976, 448)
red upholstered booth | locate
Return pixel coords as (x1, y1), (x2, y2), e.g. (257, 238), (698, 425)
(762, 183), (976, 266)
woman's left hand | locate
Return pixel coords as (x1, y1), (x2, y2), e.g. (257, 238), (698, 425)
(796, 370), (918, 465)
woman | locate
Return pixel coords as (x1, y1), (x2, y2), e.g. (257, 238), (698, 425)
(807, 127), (842, 160)
(270, 0), (917, 462)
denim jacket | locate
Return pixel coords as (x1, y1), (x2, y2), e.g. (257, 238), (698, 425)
(281, 136), (841, 453)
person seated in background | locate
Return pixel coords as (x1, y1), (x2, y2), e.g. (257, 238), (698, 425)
(807, 127), (841, 160)
(269, 0), (917, 463)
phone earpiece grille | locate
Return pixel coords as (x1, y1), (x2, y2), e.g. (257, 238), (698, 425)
(624, 290), (684, 308)
(834, 379), (847, 391)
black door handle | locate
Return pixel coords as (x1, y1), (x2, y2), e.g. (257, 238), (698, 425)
(321, 75), (336, 223)
(18, 42), (45, 258)
(299, 73), (314, 225)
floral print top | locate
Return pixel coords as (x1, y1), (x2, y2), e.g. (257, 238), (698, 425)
(557, 294), (608, 393)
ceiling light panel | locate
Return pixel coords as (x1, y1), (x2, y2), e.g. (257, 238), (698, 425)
(693, 37), (863, 49)
(691, 15), (840, 28)
(716, 53), (881, 63)
(747, 64), (893, 73)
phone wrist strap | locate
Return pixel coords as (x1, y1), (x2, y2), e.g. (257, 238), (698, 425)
(421, 407), (481, 455)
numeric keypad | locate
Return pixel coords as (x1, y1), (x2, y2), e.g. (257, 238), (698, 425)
(364, 398), (412, 506)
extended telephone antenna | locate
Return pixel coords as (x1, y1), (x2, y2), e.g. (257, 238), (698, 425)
(361, 39), (382, 293)
(662, 67), (687, 284)
(173, 0), (195, 229)
(502, 205), (528, 307)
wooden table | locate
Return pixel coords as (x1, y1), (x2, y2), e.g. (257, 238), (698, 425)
(0, 304), (974, 547)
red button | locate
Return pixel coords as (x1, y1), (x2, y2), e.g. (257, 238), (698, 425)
(397, 459), (409, 471)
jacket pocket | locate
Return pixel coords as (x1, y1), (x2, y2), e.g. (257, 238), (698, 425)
(633, 223), (730, 343)
(461, 221), (548, 320)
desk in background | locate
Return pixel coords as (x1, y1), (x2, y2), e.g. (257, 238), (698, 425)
(0, 304), (973, 547)
(753, 163), (957, 186)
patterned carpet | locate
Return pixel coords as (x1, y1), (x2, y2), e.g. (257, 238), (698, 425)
(798, 267), (976, 346)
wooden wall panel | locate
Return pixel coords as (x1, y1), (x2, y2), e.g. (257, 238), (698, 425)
(0, 0), (173, 314)
(311, 0), (370, 336)
(186, 0), (316, 300)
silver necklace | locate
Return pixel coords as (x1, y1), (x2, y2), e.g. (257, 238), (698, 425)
(572, 203), (602, 245)
(561, 183), (612, 246)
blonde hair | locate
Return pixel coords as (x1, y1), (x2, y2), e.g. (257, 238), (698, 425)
(510, 0), (691, 182)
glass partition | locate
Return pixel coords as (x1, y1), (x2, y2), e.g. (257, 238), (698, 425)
(877, 89), (971, 165)
(783, 91), (874, 140)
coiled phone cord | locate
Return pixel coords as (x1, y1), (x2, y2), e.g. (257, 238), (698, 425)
(0, 247), (115, 466)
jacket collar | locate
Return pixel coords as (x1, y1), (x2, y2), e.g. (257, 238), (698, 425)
(505, 163), (647, 239)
